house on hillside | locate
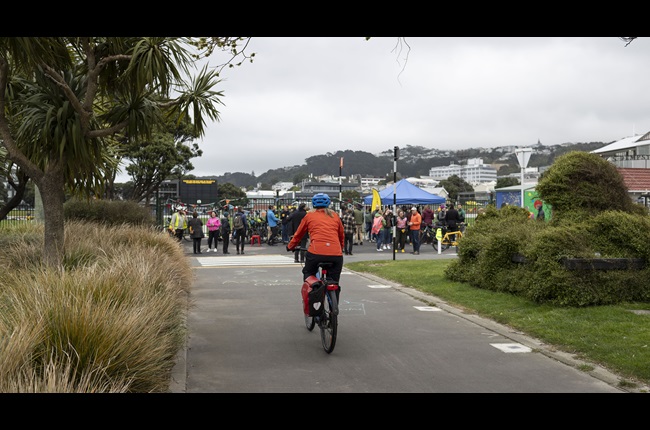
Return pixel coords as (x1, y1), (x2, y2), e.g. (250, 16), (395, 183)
(592, 131), (650, 208)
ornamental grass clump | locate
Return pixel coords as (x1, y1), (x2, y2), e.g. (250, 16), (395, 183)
(0, 220), (192, 392)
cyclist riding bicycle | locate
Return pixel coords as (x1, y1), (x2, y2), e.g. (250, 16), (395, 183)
(287, 193), (345, 285)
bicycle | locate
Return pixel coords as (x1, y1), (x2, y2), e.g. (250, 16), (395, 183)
(297, 248), (340, 354)
(419, 224), (436, 245)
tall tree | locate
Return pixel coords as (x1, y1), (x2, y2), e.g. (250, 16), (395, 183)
(0, 37), (232, 266)
(439, 174), (474, 202)
(124, 114), (202, 204)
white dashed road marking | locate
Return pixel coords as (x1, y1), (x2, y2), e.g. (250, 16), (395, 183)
(490, 343), (532, 353)
(196, 255), (297, 267)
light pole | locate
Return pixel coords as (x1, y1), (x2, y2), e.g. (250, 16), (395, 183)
(339, 156), (343, 214)
(393, 146), (399, 261)
(515, 147), (532, 209)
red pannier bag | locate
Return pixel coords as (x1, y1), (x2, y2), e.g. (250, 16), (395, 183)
(301, 275), (324, 316)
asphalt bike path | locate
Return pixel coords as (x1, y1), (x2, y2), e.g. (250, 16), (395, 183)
(169, 239), (630, 393)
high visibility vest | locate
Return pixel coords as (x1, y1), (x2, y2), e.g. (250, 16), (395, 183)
(170, 213), (187, 229)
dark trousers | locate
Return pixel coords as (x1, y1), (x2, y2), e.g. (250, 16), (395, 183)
(281, 223), (289, 242)
(344, 233), (354, 254)
(302, 252), (343, 284)
(207, 230), (220, 250)
(268, 225), (279, 244)
(396, 228), (408, 250)
(174, 229), (184, 242)
(222, 231), (230, 253)
(294, 235), (308, 262)
(410, 229), (420, 252)
(235, 229), (246, 253)
(193, 237), (202, 254)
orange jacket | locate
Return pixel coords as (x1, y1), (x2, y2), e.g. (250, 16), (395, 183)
(409, 212), (422, 231)
(288, 209), (344, 256)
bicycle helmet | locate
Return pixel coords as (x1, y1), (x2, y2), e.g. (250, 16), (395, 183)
(312, 193), (331, 208)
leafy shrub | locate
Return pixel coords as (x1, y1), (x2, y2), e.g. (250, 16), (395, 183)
(64, 198), (155, 227)
(535, 151), (635, 221)
(446, 151), (650, 307)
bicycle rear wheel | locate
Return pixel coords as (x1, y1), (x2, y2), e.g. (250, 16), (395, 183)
(319, 289), (338, 353)
(303, 298), (316, 331)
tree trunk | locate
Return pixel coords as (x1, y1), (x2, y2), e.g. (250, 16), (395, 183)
(35, 167), (66, 268)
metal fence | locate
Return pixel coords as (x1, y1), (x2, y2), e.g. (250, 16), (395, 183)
(0, 204), (36, 226)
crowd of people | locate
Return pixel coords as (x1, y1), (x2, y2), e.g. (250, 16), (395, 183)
(168, 198), (477, 257)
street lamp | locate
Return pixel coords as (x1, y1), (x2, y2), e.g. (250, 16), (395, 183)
(515, 147), (532, 209)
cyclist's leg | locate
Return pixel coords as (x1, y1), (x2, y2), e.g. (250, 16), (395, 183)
(301, 252), (318, 281)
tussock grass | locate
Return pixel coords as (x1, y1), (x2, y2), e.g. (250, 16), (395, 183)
(0, 220), (192, 392)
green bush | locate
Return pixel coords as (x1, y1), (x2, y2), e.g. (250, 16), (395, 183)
(64, 198), (155, 227)
(445, 151), (650, 307)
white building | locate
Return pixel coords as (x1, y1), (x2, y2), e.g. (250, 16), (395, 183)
(591, 131), (650, 169)
(359, 176), (383, 193)
(429, 158), (497, 184)
(272, 181), (294, 193)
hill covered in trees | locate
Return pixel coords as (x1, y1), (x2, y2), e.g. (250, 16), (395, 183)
(198, 141), (608, 189)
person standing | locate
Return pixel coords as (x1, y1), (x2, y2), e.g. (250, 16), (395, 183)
(422, 205), (435, 228)
(353, 204), (364, 245)
(287, 203), (308, 263)
(266, 205), (280, 245)
(445, 204), (461, 243)
(534, 200), (545, 221)
(408, 206), (422, 255)
(169, 207), (187, 242)
(220, 211), (231, 254)
(280, 204), (291, 243)
(457, 204), (466, 223)
(341, 207), (356, 256)
(395, 209), (408, 253)
(205, 210), (221, 253)
(233, 207), (248, 255)
(457, 204), (466, 232)
(437, 204), (447, 227)
(364, 209), (374, 242)
(372, 211), (385, 251)
(381, 207), (393, 250)
(187, 211), (204, 254)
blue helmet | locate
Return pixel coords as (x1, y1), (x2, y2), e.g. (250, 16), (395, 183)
(312, 193), (331, 208)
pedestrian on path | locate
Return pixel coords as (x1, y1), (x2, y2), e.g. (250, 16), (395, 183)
(408, 206), (422, 255)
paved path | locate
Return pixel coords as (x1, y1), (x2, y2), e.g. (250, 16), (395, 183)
(169, 238), (632, 393)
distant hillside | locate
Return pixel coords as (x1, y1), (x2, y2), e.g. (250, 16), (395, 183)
(197, 141), (608, 188)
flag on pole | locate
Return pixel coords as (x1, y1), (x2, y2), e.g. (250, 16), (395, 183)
(371, 188), (381, 212)
(340, 157), (344, 168)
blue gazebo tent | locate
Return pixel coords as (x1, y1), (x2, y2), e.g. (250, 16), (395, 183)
(363, 179), (446, 206)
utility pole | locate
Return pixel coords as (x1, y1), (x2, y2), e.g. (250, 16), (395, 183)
(393, 146), (398, 261)
(339, 156), (343, 214)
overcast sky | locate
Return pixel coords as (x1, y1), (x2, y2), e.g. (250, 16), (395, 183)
(118, 37), (650, 181)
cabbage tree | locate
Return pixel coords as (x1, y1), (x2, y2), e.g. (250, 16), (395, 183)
(0, 37), (228, 267)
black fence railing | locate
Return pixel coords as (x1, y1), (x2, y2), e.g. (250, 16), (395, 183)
(0, 204), (35, 226)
